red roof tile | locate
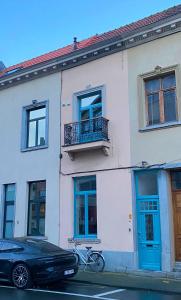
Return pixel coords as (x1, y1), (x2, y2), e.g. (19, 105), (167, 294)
(1, 4), (181, 77)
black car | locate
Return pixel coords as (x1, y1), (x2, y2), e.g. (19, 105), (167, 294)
(0, 237), (78, 289)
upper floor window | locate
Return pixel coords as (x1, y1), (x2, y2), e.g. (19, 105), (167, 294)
(78, 90), (103, 143)
(21, 101), (48, 151)
(27, 106), (46, 148)
(79, 90), (102, 122)
(145, 73), (177, 126)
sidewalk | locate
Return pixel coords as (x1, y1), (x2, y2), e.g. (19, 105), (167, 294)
(70, 270), (181, 294)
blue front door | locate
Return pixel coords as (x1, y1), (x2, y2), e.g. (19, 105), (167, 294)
(135, 171), (161, 271)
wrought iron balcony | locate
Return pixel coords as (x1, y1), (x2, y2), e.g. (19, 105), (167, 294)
(64, 117), (109, 146)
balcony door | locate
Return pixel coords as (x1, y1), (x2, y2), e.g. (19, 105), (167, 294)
(79, 91), (102, 143)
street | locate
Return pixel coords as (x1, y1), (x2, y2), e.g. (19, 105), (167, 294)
(0, 280), (181, 300)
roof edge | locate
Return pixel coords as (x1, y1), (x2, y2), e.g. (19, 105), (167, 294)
(0, 11), (181, 90)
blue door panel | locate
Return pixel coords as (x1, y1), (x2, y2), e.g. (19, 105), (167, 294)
(135, 173), (161, 271)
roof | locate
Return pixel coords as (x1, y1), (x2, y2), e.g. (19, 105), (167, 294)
(1, 4), (181, 77)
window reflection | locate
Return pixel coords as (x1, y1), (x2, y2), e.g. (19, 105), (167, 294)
(75, 176), (97, 237)
(145, 73), (177, 126)
(3, 184), (16, 239)
(28, 181), (46, 236)
(27, 106), (46, 148)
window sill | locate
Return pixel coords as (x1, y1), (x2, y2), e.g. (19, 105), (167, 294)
(68, 237), (101, 244)
(25, 236), (48, 240)
(139, 121), (181, 132)
(21, 145), (48, 152)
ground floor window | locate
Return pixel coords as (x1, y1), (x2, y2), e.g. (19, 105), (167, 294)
(28, 181), (46, 236)
(3, 184), (16, 238)
(74, 176), (97, 238)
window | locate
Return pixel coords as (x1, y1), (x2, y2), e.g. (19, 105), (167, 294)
(0, 241), (22, 251)
(74, 176), (97, 238)
(171, 171), (181, 190)
(21, 101), (48, 151)
(137, 171), (158, 196)
(28, 181), (46, 236)
(3, 184), (16, 239)
(79, 90), (102, 123)
(145, 73), (177, 126)
(145, 214), (154, 241)
(78, 90), (103, 143)
(27, 107), (46, 147)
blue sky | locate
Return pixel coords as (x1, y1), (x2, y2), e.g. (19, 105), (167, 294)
(1, 0), (180, 67)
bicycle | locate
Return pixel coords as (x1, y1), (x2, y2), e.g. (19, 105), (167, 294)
(72, 241), (105, 272)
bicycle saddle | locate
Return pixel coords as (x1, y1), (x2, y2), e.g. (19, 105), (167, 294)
(85, 246), (92, 250)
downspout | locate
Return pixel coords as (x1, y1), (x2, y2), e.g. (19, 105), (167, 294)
(58, 69), (63, 246)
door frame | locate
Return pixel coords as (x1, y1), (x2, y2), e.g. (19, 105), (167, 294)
(135, 170), (161, 271)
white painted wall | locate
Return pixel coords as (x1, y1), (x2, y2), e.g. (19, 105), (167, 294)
(0, 73), (61, 245)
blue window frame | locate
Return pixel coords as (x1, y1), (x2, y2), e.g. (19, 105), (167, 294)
(77, 91), (103, 143)
(21, 101), (49, 151)
(74, 176), (97, 238)
(78, 90), (102, 122)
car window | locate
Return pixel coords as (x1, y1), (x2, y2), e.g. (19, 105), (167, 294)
(0, 241), (22, 251)
(25, 239), (62, 252)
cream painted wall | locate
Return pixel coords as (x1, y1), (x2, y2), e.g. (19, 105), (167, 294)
(60, 52), (134, 252)
(128, 32), (181, 165)
(0, 73), (61, 245)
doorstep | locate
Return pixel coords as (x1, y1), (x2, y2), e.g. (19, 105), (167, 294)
(69, 270), (181, 294)
(174, 262), (181, 272)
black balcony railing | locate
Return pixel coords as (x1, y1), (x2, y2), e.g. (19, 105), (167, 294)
(64, 117), (109, 146)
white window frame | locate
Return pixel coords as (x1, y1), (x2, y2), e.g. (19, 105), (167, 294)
(21, 100), (49, 151)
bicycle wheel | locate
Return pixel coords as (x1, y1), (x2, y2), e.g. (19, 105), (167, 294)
(88, 252), (105, 272)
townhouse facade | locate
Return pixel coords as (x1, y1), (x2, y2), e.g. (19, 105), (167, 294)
(0, 4), (181, 273)
(60, 51), (133, 271)
(0, 74), (61, 245)
(128, 28), (181, 272)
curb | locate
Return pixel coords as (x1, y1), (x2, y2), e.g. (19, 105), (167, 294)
(69, 271), (181, 294)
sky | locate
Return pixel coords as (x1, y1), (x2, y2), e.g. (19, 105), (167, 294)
(0, 0), (180, 67)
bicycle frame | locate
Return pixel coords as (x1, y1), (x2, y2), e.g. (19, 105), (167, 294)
(73, 243), (101, 270)
(73, 245), (91, 264)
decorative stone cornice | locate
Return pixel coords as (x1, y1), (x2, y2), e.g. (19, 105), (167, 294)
(0, 17), (181, 90)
